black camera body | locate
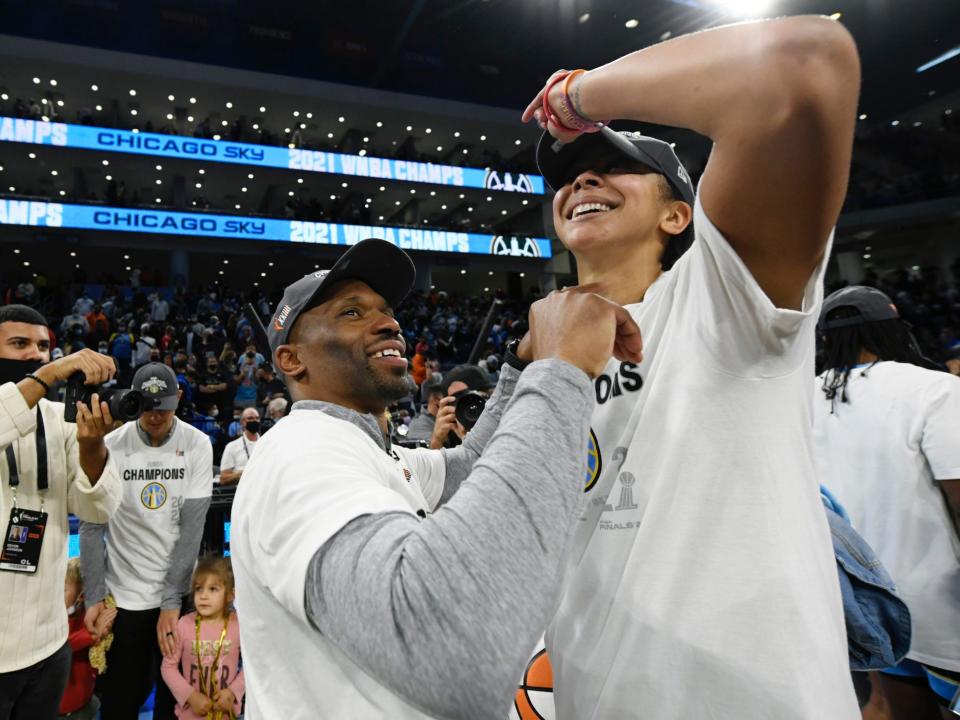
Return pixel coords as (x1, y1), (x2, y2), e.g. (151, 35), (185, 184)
(63, 371), (158, 423)
(454, 391), (487, 430)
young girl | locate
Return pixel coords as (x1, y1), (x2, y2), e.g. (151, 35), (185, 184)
(161, 556), (244, 719)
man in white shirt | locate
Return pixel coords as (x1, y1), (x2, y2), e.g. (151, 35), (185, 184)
(0, 304), (122, 719)
(231, 238), (641, 719)
(80, 363), (213, 720)
(813, 285), (960, 718)
(219, 407), (259, 485)
(515, 14), (862, 719)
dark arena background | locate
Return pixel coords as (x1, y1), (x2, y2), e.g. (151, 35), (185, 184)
(1, 1), (959, 719)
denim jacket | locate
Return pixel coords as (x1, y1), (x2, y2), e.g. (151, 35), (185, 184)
(820, 486), (912, 671)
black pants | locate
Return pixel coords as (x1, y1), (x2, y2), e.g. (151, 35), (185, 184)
(0, 640), (71, 720)
(97, 608), (177, 720)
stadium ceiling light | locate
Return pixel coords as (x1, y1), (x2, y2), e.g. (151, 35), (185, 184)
(168, 94), (175, 101)
(480, 135), (486, 141)
(437, 145), (443, 152)
(379, 186), (386, 192)
(129, 89), (136, 96)
(410, 189), (416, 194)
(459, 193), (465, 199)
(195, 182), (202, 188)
(425, 128), (432, 134)
(70, 251), (76, 257)
(300, 123), (306, 129)
(58, 191), (65, 197)
(488, 270), (494, 275)
(198, 169), (205, 175)
(338, 116), (345, 123)
(519, 272), (525, 278)
(379, 215), (384, 221)
(441, 204), (447, 210)
(123, 254), (130, 260)
(0, 93), (7, 101)
(829, 12), (842, 20)
(260, 272), (266, 277)
(226, 101), (233, 108)
(462, 148), (468, 154)
(8, 186), (14, 192)
(28, 152), (36, 159)
(12, 249), (19, 254)
(268, 261), (274, 267)
(430, 191), (436, 196)
(453, 131), (460, 138)
(327, 132), (334, 138)
(467, 206), (474, 212)
(514, 139), (522, 145)
(376, 121), (383, 128)
(625, 19), (639, 28)
(130, 108), (138, 115)
(95, 104), (102, 112)
(57, 99), (64, 107)
(49, 79), (58, 86)
(306, 112), (313, 119)
(578, 12), (590, 23)
(342, 182), (348, 188)
(484, 287), (489, 292)
(259, 106), (266, 113)
(522, 199), (529, 205)
(235, 204), (241, 209)
(155, 164), (162, 171)
(917, 46), (960, 73)
(32, 77), (40, 84)
(891, 120), (900, 126)
(293, 110), (300, 117)
(155, 179), (162, 185)
(363, 136), (369, 142)
(91, 84), (99, 92)
(222, 120), (229, 126)
(288, 190), (294, 196)
(395, 200), (402, 206)
(213, 134), (221, 140)
(41, 98), (48, 105)
(166, 113), (174, 120)
(105, 174), (112, 180)
(242, 187), (248, 192)
(219, 270), (224, 275)
(501, 210), (508, 215)
(189, 97), (197, 104)
(252, 123), (260, 130)
(102, 159), (109, 166)
(460, 269), (466, 275)
(331, 195), (337, 200)
(41, 115), (49, 122)
(187, 115), (195, 122)
(661, 30), (672, 41)
(486, 196), (492, 201)
(284, 127), (291, 133)
(297, 177), (304, 184)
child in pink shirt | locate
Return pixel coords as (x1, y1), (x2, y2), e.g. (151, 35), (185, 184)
(161, 556), (244, 719)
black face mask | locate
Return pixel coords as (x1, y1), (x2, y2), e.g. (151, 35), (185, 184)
(0, 358), (44, 387)
(246, 351), (255, 359)
(245, 421), (261, 433)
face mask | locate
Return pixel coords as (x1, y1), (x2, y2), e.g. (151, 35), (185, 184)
(246, 351), (255, 359)
(207, 366), (217, 373)
(0, 357), (43, 386)
(245, 421), (261, 433)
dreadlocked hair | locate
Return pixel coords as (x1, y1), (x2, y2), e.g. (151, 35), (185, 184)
(819, 305), (928, 413)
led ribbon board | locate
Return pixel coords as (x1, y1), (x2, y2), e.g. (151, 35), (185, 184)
(0, 199), (552, 258)
(0, 117), (546, 194)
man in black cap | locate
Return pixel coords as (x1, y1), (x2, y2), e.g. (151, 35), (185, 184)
(814, 286), (960, 718)
(517, 14), (862, 719)
(230, 238), (641, 719)
(80, 362), (213, 720)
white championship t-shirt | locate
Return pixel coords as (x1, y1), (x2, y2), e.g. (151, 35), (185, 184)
(231, 406), (446, 719)
(813, 361), (960, 671)
(103, 419), (213, 609)
(545, 198), (858, 719)
(220, 434), (257, 474)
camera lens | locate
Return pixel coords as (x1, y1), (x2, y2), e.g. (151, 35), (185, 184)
(108, 389), (147, 422)
(454, 392), (486, 430)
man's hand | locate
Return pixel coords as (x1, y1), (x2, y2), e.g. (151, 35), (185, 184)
(528, 288), (642, 378)
(157, 608), (180, 658)
(84, 601), (106, 636)
(36, 348), (116, 387)
(75, 393), (114, 483)
(429, 397), (461, 450)
(187, 691), (213, 716)
(93, 606), (118, 638)
(212, 688), (236, 712)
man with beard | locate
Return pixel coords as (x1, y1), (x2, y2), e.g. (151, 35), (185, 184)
(231, 239), (642, 719)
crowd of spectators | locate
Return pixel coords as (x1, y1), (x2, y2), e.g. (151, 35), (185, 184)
(0, 275), (536, 463)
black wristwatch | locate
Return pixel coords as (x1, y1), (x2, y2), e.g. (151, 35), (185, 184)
(504, 338), (530, 372)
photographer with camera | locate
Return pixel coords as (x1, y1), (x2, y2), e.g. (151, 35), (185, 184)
(427, 364), (492, 450)
(79, 362), (213, 720)
(0, 304), (122, 720)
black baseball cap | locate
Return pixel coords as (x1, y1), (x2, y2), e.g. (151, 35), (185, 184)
(267, 238), (415, 356)
(441, 365), (492, 395)
(819, 286), (900, 330)
(131, 362), (180, 411)
(536, 126), (694, 205)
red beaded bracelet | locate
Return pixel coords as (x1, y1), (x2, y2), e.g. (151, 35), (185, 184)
(541, 69), (604, 135)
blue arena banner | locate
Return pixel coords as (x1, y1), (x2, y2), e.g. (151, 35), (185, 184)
(0, 117), (546, 194)
(0, 199), (552, 258)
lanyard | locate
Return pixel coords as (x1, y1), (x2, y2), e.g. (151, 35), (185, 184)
(241, 437), (249, 459)
(194, 612), (235, 720)
(5, 407), (48, 495)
